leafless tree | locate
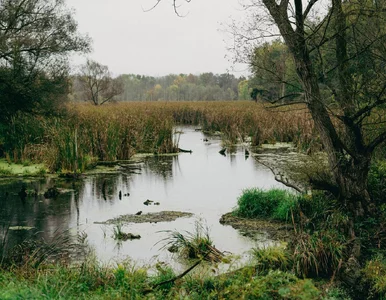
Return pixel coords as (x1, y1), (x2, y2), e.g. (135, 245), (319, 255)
(78, 59), (123, 105)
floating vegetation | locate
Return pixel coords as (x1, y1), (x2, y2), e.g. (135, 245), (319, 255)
(95, 211), (193, 225)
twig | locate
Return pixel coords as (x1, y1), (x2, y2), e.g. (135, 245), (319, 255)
(143, 258), (203, 294)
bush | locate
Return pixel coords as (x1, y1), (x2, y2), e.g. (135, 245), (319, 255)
(234, 188), (299, 221)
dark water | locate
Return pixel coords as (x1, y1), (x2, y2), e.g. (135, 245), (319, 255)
(0, 127), (287, 267)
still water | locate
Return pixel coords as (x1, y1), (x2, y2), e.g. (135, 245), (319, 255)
(0, 127), (286, 266)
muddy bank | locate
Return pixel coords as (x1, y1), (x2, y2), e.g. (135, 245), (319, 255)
(219, 213), (293, 241)
(95, 211), (193, 225)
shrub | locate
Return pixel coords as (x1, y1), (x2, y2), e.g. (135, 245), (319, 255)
(234, 188), (299, 221)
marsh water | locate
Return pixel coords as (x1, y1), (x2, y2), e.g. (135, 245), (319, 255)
(0, 127), (288, 267)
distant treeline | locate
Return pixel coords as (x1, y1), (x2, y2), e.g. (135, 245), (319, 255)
(70, 73), (247, 102)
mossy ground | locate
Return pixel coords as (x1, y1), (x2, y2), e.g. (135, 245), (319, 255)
(0, 159), (47, 177)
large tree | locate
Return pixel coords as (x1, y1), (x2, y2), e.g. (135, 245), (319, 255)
(0, 0), (90, 122)
(162, 0), (386, 255)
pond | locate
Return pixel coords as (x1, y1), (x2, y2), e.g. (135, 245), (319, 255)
(0, 127), (288, 268)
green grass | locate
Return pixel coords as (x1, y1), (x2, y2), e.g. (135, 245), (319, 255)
(251, 245), (291, 273)
(234, 188), (299, 221)
(0, 159), (47, 177)
(0, 260), (327, 299)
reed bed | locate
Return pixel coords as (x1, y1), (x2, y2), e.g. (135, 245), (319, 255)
(165, 101), (315, 147)
(2, 101), (316, 172)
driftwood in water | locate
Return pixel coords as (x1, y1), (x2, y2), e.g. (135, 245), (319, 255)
(219, 148), (226, 156)
(178, 148), (192, 153)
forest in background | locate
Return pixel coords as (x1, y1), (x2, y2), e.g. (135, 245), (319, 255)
(70, 72), (248, 102)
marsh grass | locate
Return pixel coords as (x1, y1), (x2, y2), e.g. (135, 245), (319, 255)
(158, 221), (224, 262)
(0, 255), (329, 299)
(234, 188), (299, 221)
(1, 101), (318, 172)
(290, 230), (344, 278)
(251, 245), (291, 273)
(0, 228), (84, 269)
(234, 188), (347, 280)
(112, 223), (125, 241)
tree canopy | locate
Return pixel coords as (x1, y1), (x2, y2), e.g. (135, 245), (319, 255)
(0, 0), (90, 122)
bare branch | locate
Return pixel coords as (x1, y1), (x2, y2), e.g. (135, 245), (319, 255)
(142, 0), (161, 12)
(303, 0), (319, 20)
(257, 159), (304, 193)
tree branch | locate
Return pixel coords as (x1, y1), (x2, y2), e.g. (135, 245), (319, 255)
(368, 131), (386, 153)
(303, 0), (319, 20)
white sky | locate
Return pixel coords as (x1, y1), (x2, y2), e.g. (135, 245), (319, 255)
(66, 0), (248, 77)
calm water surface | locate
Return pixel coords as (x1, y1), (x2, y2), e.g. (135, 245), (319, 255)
(0, 127), (286, 267)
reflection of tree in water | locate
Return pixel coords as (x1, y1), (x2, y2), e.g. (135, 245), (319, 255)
(84, 174), (131, 202)
(142, 155), (178, 180)
(0, 178), (78, 255)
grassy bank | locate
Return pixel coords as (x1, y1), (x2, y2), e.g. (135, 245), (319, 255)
(0, 253), (351, 299)
(0, 101), (316, 173)
(229, 186), (386, 299)
(0, 218), (345, 299)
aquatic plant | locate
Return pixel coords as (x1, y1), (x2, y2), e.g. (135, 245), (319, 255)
(234, 188), (299, 221)
(158, 220), (224, 262)
(112, 223), (140, 241)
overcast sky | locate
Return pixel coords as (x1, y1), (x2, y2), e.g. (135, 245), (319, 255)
(66, 0), (248, 77)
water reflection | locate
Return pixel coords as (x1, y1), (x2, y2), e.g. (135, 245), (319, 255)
(0, 178), (79, 252)
(0, 126), (288, 265)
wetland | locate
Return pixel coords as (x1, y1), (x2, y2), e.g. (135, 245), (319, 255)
(0, 126), (291, 267)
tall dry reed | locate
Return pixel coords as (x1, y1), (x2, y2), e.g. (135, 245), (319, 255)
(2, 101), (317, 172)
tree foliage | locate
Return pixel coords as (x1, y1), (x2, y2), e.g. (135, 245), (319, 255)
(0, 0), (90, 122)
